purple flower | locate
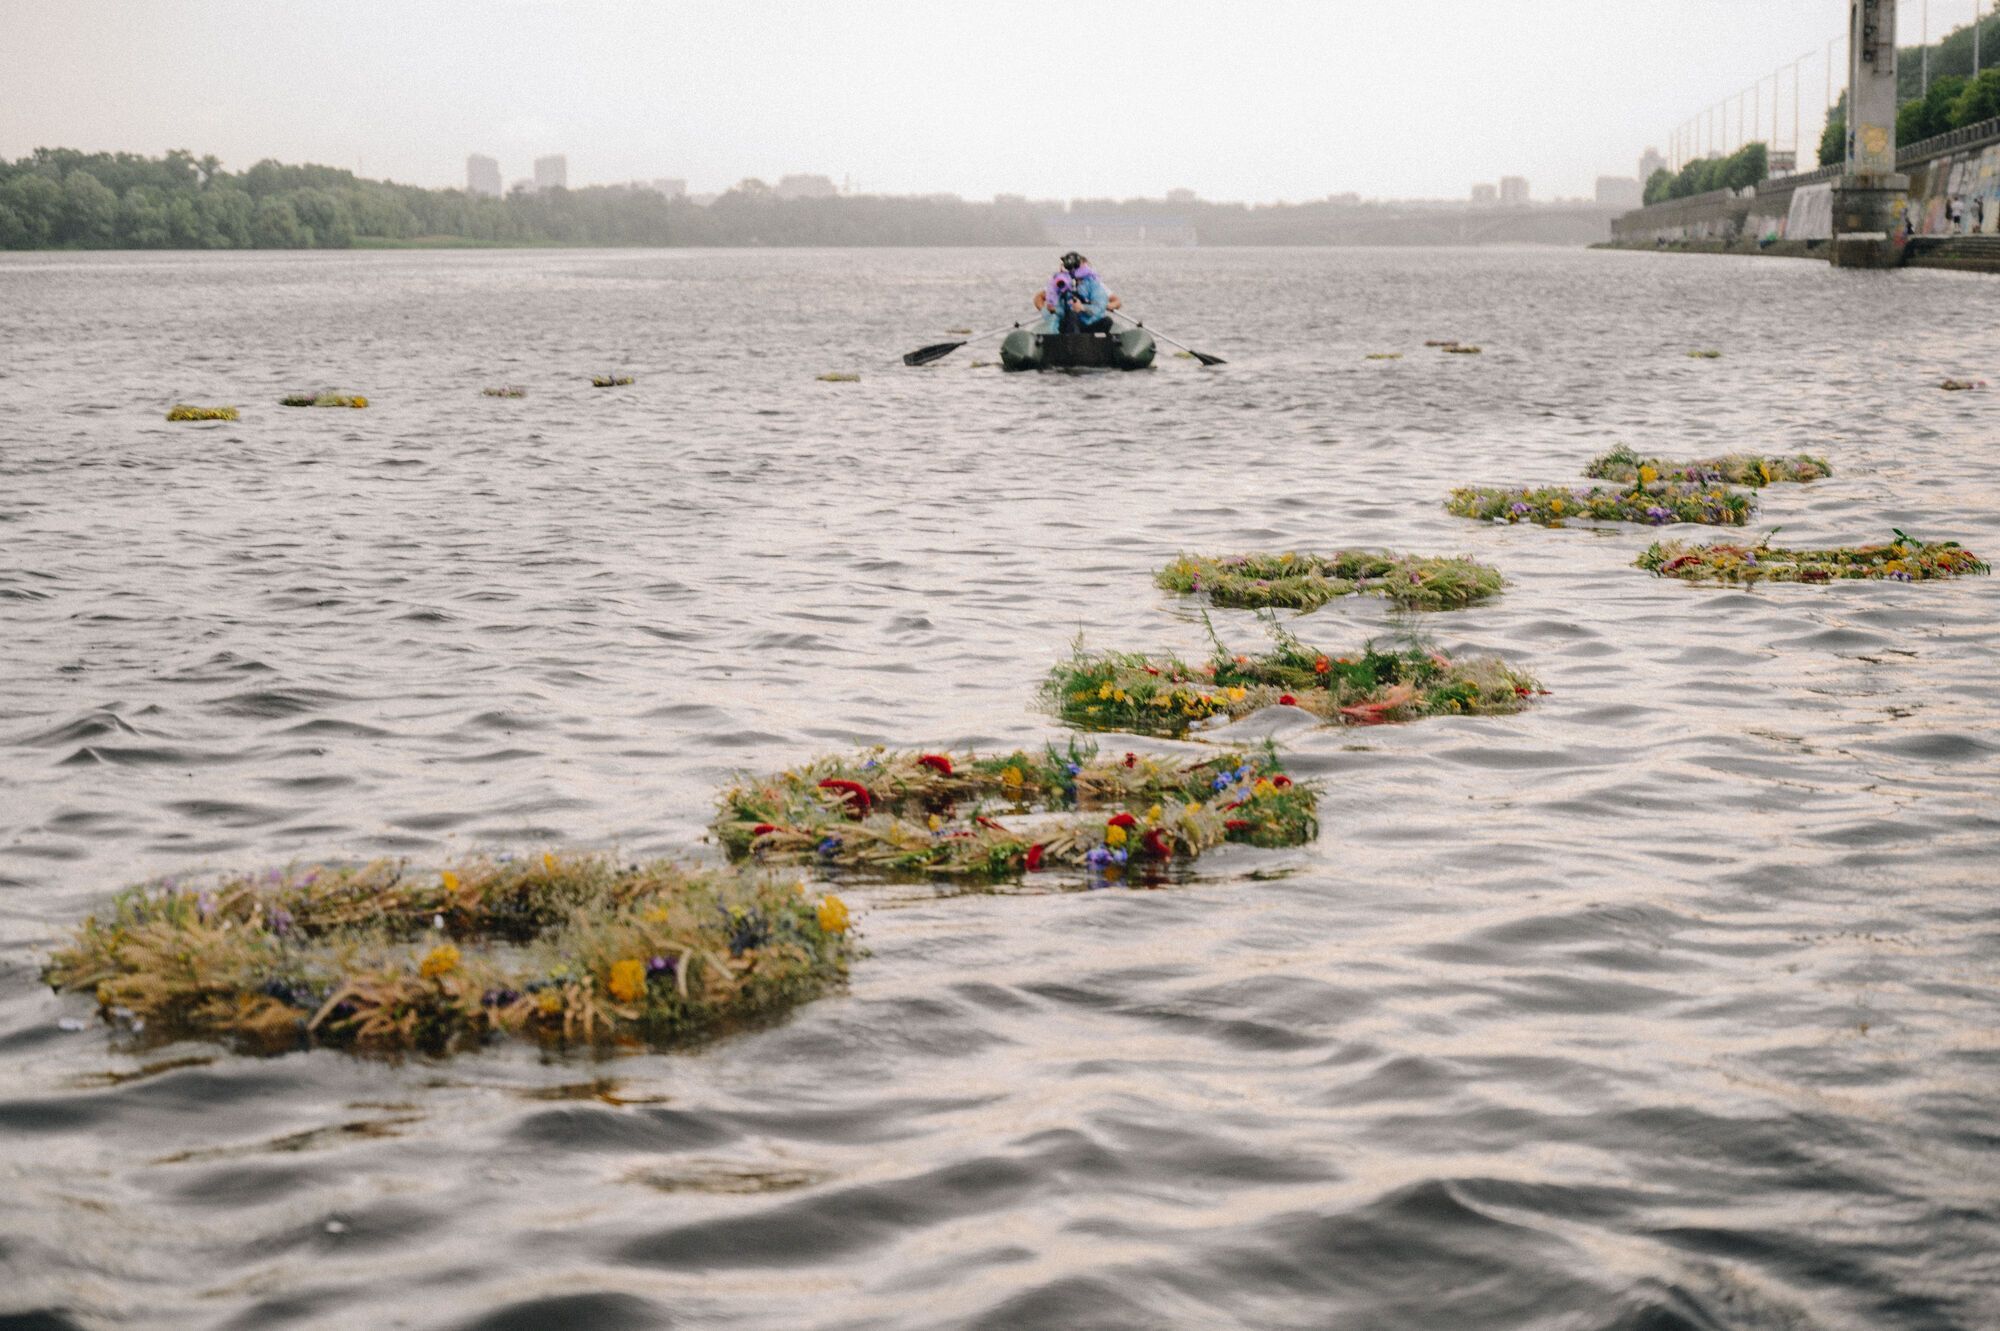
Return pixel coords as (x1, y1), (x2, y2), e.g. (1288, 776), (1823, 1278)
(268, 907), (294, 937)
(196, 891), (217, 917)
(1645, 506), (1672, 524)
(647, 955), (675, 974)
(1085, 847), (1114, 869)
(1889, 570), (1912, 581)
(1510, 502), (1530, 516)
(817, 836), (841, 856)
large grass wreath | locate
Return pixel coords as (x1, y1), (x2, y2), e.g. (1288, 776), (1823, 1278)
(1156, 552), (1503, 612)
(1045, 628), (1538, 738)
(1448, 482), (1753, 528)
(715, 743), (1319, 879)
(44, 853), (851, 1056)
(1638, 532), (1989, 585)
(1583, 444), (1830, 488)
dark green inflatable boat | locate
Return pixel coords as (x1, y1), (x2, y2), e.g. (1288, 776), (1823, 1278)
(1000, 326), (1156, 372)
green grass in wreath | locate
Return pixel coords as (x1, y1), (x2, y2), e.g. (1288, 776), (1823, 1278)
(1157, 551), (1502, 612)
(1046, 622), (1538, 738)
(1638, 530), (1990, 584)
(1583, 443), (1829, 488)
(43, 852), (851, 1057)
(1447, 482), (1753, 528)
(279, 392), (369, 408)
(166, 404), (239, 421)
(714, 742), (1319, 879)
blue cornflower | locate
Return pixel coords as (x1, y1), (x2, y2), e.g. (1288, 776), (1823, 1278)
(817, 836), (841, 856)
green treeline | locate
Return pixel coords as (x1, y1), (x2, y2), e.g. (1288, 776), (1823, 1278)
(1643, 143), (1769, 205)
(0, 148), (1048, 250)
(1818, 69), (2000, 166)
(1816, 12), (2000, 166)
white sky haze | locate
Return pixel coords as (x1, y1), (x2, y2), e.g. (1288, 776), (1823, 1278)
(0, 0), (1943, 200)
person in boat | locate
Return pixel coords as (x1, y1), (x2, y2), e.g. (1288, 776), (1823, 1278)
(1032, 252), (1121, 334)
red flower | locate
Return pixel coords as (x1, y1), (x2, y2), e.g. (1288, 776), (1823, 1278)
(1224, 819), (1252, 832)
(1025, 844), (1045, 871)
(917, 754), (953, 776)
(974, 815), (1004, 831)
(751, 823), (778, 837)
(816, 778), (872, 818)
(1123, 752), (1137, 768)
(1314, 656), (1330, 674)
(1278, 694), (1298, 706)
(1272, 775), (1292, 788)
(1143, 666), (1159, 676)
(1106, 812), (1138, 829)
(1142, 828), (1172, 859)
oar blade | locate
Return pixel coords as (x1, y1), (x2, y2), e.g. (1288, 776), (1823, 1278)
(1189, 350), (1227, 366)
(902, 341), (965, 367)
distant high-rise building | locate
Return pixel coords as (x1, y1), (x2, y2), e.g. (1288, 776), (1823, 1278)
(466, 154), (502, 198)
(533, 154), (568, 190)
(1498, 176), (1530, 205)
(1638, 147), (1666, 184)
(775, 173), (838, 199)
(1470, 182), (1498, 204)
(1594, 176), (1642, 208)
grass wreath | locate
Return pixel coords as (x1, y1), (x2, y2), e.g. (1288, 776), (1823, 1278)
(1638, 531), (1989, 585)
(1157, 552), (1503, 612)
(165, 404), (238, 421)
(279, 392), (368, 408)
(1583, 444), (1830, 488)
(715, 743), (1319, 879)
(44, 853), (851, 1057)
(1448, 483), (1753, 528)
(1045, 626), (1538, 738)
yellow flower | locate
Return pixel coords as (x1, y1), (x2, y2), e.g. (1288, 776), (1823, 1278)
(1112, 689), (1128, 703)
(1253, 778), (1276, 797)
(349, 396), (369, 408)
(1097, 682), (1114, 700)
(1000, 766), (1023, 789)
(1106, 824), (1128, 847)
(817, 894), (850, 934)
(1226, 686), (1247, 702)
(440, 869), (460, 892)
(607, 958), (647, 1003)
(928, 813), (942, 831)
(1551, 498), (1564, 513)
(1152, 694), (1172, 709)
(542, 852), (558, 875)
(536, 990), (563, 1014)
(1758, 461), (1773, 484)
(1638, 464), (1658, 485)
(419, 943), (460, 979)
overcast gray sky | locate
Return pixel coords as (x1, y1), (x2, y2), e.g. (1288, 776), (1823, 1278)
(1, 0), (1941, 201)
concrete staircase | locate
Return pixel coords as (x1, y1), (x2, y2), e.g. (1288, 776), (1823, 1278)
(1905, 235), (2000, 272)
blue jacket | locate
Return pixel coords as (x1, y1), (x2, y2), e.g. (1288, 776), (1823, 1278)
(1039, 266), (1110, 331)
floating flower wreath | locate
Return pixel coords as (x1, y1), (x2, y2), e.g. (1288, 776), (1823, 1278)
(279, 392), (368, 408)
(1638, 531), (1989, 585)
(1045, 628), (1538, 739)
(715, 743), (1319, 879)
(165, 404), (238, 421)
(1448, 482), (1753, 528)
(43, 853), (851, 1056)
(1583, 444), (1829, 488)
(1157, 551), (1503, 612)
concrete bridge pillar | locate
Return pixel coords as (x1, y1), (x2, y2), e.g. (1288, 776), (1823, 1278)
(1833, 0), (1909, 268)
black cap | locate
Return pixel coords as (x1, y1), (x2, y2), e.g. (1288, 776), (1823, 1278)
(1060, 251), (1084, 270)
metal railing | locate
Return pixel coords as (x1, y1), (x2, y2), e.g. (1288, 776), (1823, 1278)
(1759, 115), (2000, 194)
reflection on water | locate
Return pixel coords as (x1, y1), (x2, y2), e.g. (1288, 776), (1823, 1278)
(1, 247), (1998, 1330)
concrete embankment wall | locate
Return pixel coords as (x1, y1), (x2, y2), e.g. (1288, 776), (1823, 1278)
(1600, 118), (2000, 273)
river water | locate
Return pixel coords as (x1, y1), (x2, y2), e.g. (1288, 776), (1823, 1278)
(1, 247), (1997, 1330)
